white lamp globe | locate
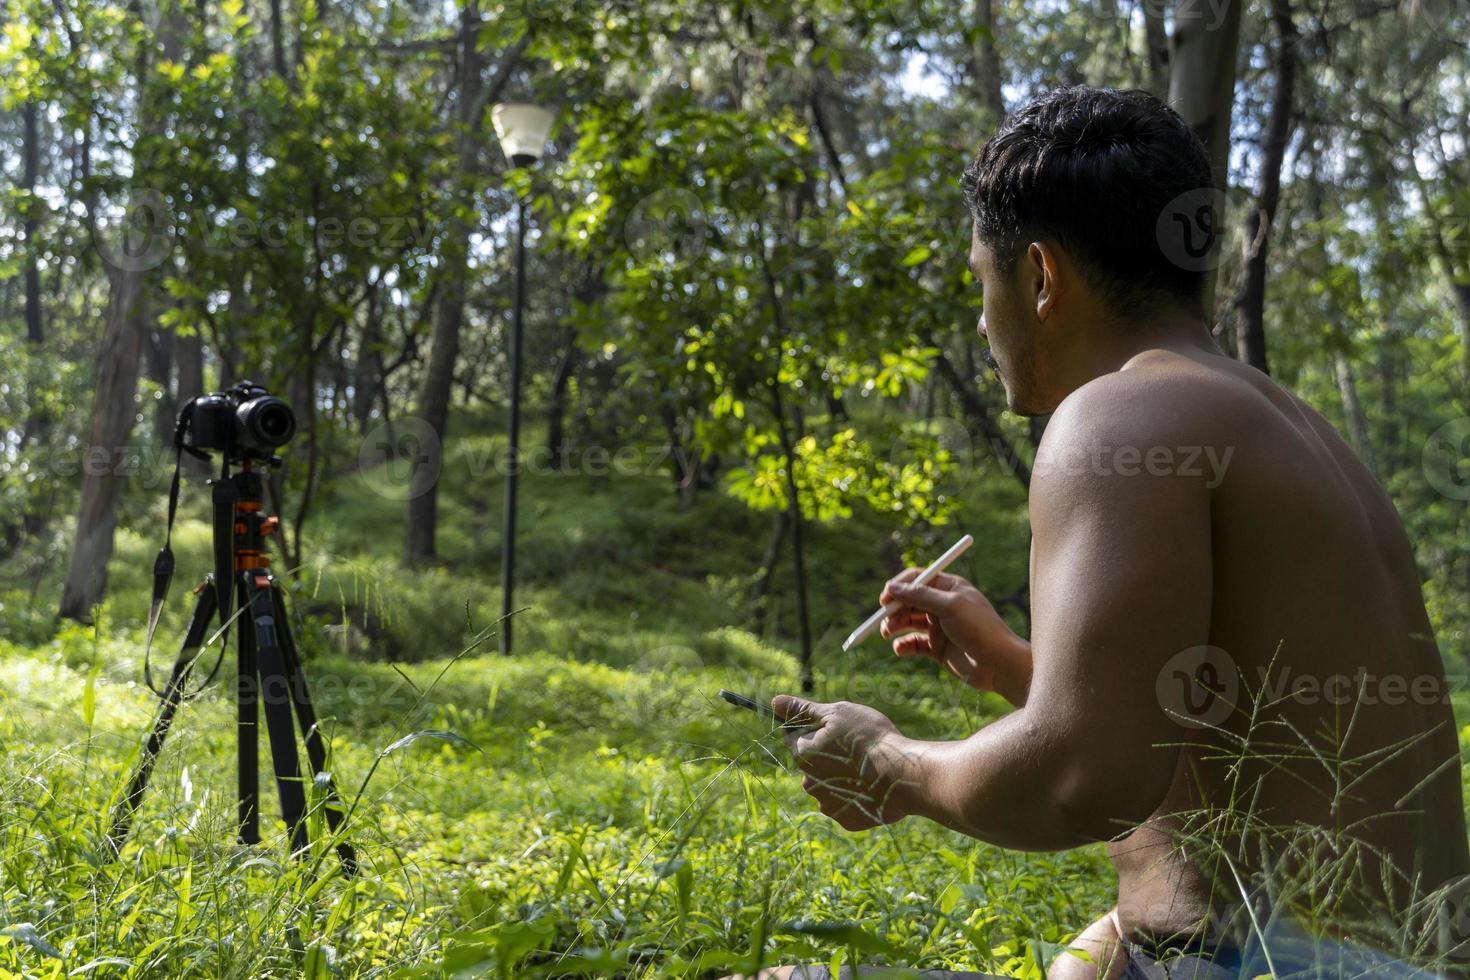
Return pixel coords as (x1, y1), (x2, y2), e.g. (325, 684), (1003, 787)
(491, 103), (555, 169)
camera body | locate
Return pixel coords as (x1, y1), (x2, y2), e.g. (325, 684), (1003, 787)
(180, 380), (296, 462)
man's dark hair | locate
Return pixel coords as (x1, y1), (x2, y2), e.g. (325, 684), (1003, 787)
(962, 85), (1217, 315)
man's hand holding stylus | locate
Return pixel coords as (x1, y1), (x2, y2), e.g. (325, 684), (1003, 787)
(770, 696), (912, 831)
(879, 569), (1032, 707)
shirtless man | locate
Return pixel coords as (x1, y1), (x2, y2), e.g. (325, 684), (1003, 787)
(761, 87), (1469, 979)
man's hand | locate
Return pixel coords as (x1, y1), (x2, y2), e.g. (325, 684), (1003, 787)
(878, 569), (1032, 706)
(771, 696), (912, 832)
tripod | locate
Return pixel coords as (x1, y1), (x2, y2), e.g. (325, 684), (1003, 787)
(109, 459), (356, 873)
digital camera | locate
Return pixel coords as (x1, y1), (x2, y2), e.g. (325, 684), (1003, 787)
(180, 380), (296, 461)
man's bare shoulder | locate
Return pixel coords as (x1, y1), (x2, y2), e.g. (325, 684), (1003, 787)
(1034, 349), (1261, 494)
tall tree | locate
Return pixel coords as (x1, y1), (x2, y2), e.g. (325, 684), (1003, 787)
(1235, 0), (1299, 374)
(403, 5), (521, 565)
(1167, 0), (1244, 320)
(22, 100), (42, 345)
(1142, 0), (1170, 98)
(59, 2), (180, 621)
(969, 0), (1006, 128)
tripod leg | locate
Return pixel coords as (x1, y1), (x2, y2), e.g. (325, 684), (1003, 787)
(242, 572), (310, 855)
(109, 580), (218, 852)
(271, 586), (359, 874)
(238, 573), (261, 845)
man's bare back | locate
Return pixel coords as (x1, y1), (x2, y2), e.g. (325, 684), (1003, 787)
(1065, 346), (1469, 970)
(767, 344), (1467, 978)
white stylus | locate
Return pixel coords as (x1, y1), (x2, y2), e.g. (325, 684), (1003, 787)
(841, 534), (974, 652)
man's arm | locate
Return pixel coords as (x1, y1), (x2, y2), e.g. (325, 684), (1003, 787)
(781, 378), (1216, 850)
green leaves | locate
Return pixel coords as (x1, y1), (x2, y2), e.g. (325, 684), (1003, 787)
(901, 245), (932, 267)
(778, 919), (901, 958)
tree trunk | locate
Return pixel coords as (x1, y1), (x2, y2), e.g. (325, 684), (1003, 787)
(757, 234), (815, 693)
(268, 0), (290, 81)
(750, 510), (789, 634)
(23, 101), (42, 345)
(59, 3), (176, 621)
(59, 282), (149, 620)
(1167, 0), (1244, 320)
(928, 344), (1031, 490)
(1452, 282), (1470, 415)
(18, 98), (47, 452)
(176, 327), (209, 474)
(402, 25), (524, 565)
(1235, 0), (1298, 375)
(770, 383), (814, 695)
(1331, 349), (1378, 479)
(1374, 333), (1401, 478)
(146, 324), (176, 445)
(404, 0), (487, 566)
(659, 400), (691, 493)
(970, 0), (1006, 127)
(547, 327), (576, 469)
(355, 284), (383, 432)
(1143, 0), (1170, 98)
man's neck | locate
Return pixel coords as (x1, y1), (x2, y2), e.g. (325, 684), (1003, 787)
(1064, 307), (1220, 391)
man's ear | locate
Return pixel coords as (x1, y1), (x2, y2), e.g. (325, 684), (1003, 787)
(1026, 241), (1062, 323)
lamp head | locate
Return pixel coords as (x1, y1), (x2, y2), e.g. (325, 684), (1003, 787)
(491, 103), (555, 169)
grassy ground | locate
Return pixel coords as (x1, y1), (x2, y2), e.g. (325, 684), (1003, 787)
(0, 417), (1464, 977)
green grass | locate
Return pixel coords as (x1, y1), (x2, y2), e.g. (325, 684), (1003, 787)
(0, 415), (1085, 978)
(2, 415), (1465, 977)
(0, 631), (1121, 977)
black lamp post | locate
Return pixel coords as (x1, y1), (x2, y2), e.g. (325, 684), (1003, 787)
(491, 102), (554, 656)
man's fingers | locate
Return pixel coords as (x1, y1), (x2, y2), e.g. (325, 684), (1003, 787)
(881, 569), (966, 604)
(892, 634), (933, 658)
(880, 580), (956, 615)
(772, 694), (826, 729)
(880, 610), (928, 639)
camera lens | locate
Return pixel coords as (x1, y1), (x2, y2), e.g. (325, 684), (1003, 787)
(237, 396), (296, 449)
